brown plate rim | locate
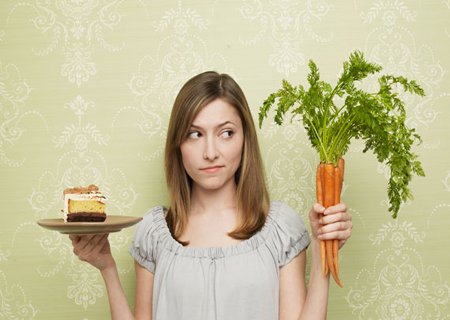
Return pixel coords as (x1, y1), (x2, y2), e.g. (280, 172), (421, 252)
(37, 215), (142, 234)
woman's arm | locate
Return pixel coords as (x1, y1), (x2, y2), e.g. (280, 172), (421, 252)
(279, 203), (352, 320)
(279, 241), (329, 320)
(134, 261), (154, 320)
(279, 250), (308, 319)
(100, 261), (134, 320)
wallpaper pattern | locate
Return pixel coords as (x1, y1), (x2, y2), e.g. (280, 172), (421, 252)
(1, 1), (449, 319)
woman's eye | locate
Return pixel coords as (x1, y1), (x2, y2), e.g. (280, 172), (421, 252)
(222, 130), (234, 138)
(188, 131), (201, 139)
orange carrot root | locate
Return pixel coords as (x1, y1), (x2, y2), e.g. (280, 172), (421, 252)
(333, 160), (344, 287)
(315, 161), (345, 287)
(334, 166), (341, 204)
(325, 239), (334, 276)
(323, 164), (335, 208)
(316, 164), (327, 275)
(333, 239), (339, 275)
(316, 164), (324, 205)
(324, 165), (337, 281)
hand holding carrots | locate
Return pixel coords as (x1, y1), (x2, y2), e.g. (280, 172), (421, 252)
(314, 158), (351, 287)
(309, 203), (352, 288)
(309, 203), (352, 249)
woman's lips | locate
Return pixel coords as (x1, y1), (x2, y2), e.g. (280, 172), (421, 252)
(200, 165), (223, 173)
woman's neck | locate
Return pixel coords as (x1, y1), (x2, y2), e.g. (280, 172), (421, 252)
(180, 182), (241, 247)
(189, 182), (238, 216)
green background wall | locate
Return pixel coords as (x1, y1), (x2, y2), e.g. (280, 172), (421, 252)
(1, 1), (449, 319)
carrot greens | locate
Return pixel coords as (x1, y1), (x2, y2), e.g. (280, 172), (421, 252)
(259, 50), (425, 218)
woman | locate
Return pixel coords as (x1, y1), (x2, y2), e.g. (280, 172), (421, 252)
(70, 71), (352, 320)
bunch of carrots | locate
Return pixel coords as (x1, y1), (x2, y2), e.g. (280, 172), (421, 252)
(259, 51), (425, 287)
(316, 158), (345, 287)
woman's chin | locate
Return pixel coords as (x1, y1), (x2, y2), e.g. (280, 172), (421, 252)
(194, 178), (235, 193)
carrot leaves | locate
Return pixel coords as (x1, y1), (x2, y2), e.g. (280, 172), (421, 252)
(258, 50), (425, 218)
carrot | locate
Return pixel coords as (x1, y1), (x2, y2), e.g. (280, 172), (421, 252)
(334, 165), (341, 205)
(316, 164), (327, 275)
(316, 164), (324, 205)
(331, 161), (344, 287)
(335, 157), (345, 278)
(323, 164), (338, 282)
(333, 166), (340, 274)
(323, 164), (335, 208)
(333, 239), (339, 277)
(338, 157), (345, 192)
(316, 161), (344, 287)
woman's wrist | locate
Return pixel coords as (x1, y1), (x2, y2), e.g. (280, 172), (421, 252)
(309, 238), (328, 277)
(99, 258), (117, 275)
(309, 237), (321, 256)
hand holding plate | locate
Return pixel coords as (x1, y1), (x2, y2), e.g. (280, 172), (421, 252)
(69, 234), (115, 271)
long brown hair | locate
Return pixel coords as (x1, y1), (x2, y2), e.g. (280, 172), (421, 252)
(164, 71), (270, 241)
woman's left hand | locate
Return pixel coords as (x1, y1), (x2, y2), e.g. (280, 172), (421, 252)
(309, 203), (352, 249)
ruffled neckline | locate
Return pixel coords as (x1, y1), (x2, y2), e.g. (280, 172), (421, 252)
(151, 202), (283, 259)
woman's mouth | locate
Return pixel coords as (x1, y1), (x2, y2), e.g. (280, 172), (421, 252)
(200, 165), (223, 173)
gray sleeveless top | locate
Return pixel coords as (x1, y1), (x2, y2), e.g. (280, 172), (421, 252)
(129, 201), (310, 320)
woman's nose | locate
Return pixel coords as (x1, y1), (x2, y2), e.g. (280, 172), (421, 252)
(203, 137), (219, 160)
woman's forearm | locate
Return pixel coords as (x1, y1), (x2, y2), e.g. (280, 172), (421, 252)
(101, 263), (134, 320)
(299, 239), (330, 320)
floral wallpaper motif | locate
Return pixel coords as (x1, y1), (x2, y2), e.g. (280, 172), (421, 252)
(239, 0), (332, 75)
(0, 1), (449, 319)
(346, 220), (450, 319)
(8, 0), (126, 86)
(0, 60), (44, 167)
(260, 119), (317, 217)
(359, 0), (443, 132)
(25, 93), (136, 310)
(0, 270), (37, 319)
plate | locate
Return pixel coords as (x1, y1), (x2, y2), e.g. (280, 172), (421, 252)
(37, 215), (142, 234)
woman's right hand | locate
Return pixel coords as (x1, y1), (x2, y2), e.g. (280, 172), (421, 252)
(69, 234), (115, 271)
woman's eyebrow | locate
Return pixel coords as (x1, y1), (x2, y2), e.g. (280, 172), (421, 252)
(190, 121), (236, 129)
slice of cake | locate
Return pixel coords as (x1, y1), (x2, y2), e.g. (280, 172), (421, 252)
(63, 184), (106, 222)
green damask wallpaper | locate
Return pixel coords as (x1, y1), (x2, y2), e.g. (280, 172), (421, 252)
(1, 1), (449, 319)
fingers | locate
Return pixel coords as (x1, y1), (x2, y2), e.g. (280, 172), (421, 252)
(77, 235), (100, 250)
(71, 234), (109, 260)
(321, 211), (351, 226)
(310, 202), (347, 219)
(321, 203), (350, 223)
(313, 203), (326, 213)
(339, 239), (347, 248)
(69, 234), (80, 244)
(309, 203), (325, 221)
(318, 217), (352, 234)
(317, 225), (352, 241)
(68, 233), (115, 270)
(317, 202), (352, 242)
(323, 202), (347, 216)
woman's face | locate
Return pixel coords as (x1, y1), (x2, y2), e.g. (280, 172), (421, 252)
(180, 98), (244, 193)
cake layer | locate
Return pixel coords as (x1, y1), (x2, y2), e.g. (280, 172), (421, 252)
(64, 194), (106, 214)
(66, 212), (106, 222)
(68, 199), (106, 214)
